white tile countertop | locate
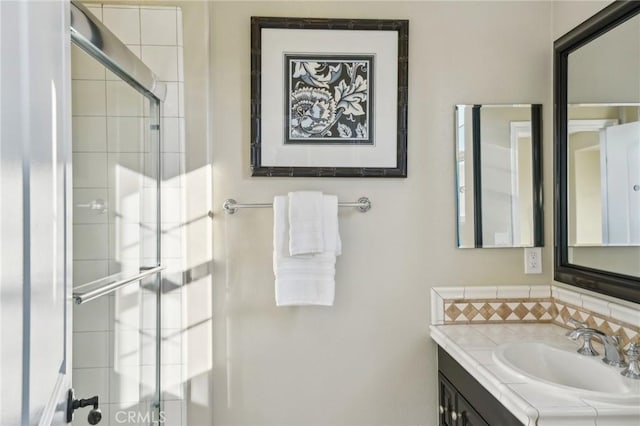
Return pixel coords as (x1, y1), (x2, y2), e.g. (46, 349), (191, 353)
(430, 323), (640, 426)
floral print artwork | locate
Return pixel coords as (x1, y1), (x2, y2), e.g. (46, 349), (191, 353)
(285, 55), (374, 145)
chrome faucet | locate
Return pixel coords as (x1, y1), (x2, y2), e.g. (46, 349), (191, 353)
(566, 319), (628, 368)
(621, 343), (640, 379)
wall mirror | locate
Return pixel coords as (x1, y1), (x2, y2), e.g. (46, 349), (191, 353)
(455, 104), (543, 248)
(555, 1), (640, 303)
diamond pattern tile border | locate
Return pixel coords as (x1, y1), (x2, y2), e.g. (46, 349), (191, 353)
(444, 298), (555, 324)
(553, 300), (639, 350)
(441, 297), (639, 349)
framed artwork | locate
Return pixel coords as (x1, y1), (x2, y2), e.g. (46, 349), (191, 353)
(250, 17), (409, 177)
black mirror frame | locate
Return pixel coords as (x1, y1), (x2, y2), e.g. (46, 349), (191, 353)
(554, 0), (640, 304)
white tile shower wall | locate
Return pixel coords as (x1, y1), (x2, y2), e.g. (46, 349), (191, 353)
(72, 5), (185, 425)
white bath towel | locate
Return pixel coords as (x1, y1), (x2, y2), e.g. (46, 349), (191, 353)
(288, 191), (324, 256)
(273, 195), (341, 306)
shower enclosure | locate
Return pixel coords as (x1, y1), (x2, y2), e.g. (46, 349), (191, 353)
(70, 2), (165, 424)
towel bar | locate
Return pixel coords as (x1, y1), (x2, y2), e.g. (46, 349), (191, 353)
(73, 266), (165, 305)
(222, 197), (371, 214)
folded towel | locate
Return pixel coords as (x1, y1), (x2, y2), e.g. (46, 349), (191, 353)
(321, 194), (341, 257)
(273, 195), (341, 306)
(288, 191), (324, 256)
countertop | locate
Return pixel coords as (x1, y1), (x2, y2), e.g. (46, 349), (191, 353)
(430, 323), (640, 426)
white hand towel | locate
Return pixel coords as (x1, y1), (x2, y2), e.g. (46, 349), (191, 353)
(321, 194), (341, 257)
(288, 191), (324, 256)
(273, 195), (341, 306)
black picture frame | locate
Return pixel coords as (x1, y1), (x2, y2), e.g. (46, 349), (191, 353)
(250, 17), (409, 177)
(554, 0), (640, 303)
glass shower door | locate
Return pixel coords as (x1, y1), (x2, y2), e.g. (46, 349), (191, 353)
(70, 15), (163, 426)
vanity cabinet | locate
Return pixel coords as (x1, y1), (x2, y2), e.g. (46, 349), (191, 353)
(438, 347), (522, 426)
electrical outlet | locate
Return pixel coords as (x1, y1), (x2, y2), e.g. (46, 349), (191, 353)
(524, 247), (542, 274)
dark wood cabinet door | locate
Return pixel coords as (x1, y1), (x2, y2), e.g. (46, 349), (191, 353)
(438, 374), (456, 426)
(456, 394), (489, 426)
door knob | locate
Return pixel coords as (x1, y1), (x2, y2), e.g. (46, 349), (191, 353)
(66, 389), (102, 424)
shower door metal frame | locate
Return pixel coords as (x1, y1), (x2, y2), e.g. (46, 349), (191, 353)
(70, 0), (166, 421)
(70, 1), (166, 102)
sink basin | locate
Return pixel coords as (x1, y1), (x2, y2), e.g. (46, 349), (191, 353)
(493, 342), (640, 404)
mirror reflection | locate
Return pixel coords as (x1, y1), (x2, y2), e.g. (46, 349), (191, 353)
(567, 105), (640, 277)
(565, 10), (640, 279)
(455, 104), (542, 248)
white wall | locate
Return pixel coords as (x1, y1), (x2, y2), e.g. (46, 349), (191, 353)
(552, 0), (609, 39)
(203, 2), (553, 425)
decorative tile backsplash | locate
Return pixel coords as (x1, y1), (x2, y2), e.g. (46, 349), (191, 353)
(432, 285), (640, 349)
(553, 299), (639, 350)
(444, 299), (556, 322)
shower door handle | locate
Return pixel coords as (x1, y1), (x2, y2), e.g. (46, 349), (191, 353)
(66, 389), (102, 424)
(76, 198), (107, 213)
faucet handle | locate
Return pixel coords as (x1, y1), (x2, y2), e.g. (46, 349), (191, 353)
(565, 319), (599, 355)
(621, 343), (640, 379)
(575, 331), (600, 356)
